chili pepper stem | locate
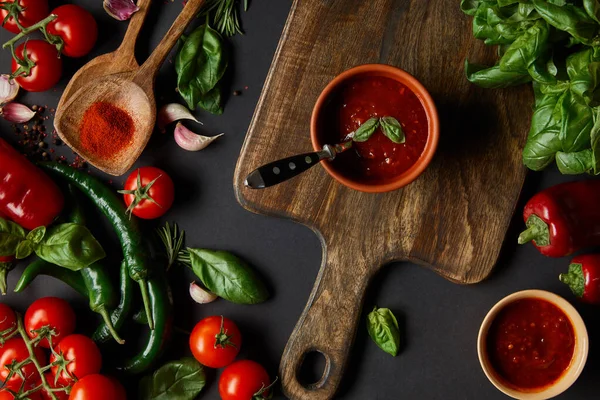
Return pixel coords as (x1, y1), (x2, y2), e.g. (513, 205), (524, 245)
(518, 226), (540, 244)
(0, 265), (9, 295)
(98, 307), (125, 344)
(139, 280), (154, 330)
(2, 14), (58, 50)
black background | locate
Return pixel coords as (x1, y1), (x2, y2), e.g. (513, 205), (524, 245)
(1, 1), (599, 399)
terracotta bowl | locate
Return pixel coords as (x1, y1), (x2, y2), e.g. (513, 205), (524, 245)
(310, 64), (439, 193)
(478, 290), (589, 400)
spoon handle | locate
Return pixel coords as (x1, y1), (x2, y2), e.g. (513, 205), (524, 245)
(114, 0), (153, 65)
(135, 0), (206, 82)
(245, 142), (352, 189)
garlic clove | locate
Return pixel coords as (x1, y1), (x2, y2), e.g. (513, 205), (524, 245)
(0, 75), (19, 105)
(0, 102), (35, 123)
(158, 103), (202, 133)
(103, 0), (139, 21)
(189, 282), (218, 304)
(174, 122), (223, 151)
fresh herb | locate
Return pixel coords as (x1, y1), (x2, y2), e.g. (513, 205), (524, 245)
(139, 358), (206, 400)
(157, 222), (185, 271)
(380, 116), (405, 144)
(366, 307), (401, 357)
(175, 22), (228, 114)
(200, 0), (248, 37)
(352, 118), (380, 142)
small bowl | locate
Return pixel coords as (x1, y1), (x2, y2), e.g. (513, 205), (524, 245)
(310, 64), (439, 193)
(478, 290), (588, 400)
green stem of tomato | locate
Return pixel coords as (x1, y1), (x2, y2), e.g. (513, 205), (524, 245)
(2, 14), (58, 50)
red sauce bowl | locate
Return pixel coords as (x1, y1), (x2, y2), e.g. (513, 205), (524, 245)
(478, 290), (588, 399)
(311, 64), (439, 193)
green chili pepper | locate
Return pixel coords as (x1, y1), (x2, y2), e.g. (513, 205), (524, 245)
(116, 267), (172, 374)
(42, 163), (155, 330)
(93, 260), (133, 343)
(14, 258), (88, 296)
(0, 261), (14, 295)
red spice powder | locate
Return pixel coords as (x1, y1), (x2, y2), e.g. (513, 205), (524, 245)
(79, 101), (134, 159)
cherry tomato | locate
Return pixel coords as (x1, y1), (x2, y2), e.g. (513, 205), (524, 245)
(50, 334), (101, 385)
(40, 373), (69, 400)
(0, 0), (49, 34)
(46, 5), (97, 58)
(0, 304), (16, 338)
(11, 40), (62, 92)
(24, 297), (76, 348)
(190, 316), (241, 369)
(0, 338), (46, 390)
(122, 167), (174, 220)
(0, 389), (42, 400)
(219, 360), (272, 400)
(69, 374), (126, 400)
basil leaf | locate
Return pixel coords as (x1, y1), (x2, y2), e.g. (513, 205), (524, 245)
(500, 20), (549, 73)
(559, 90), (593, 152)
(175, 23), (228, 111)
(367, 307), (400, 357)
(590, 107), (600, 174)
(532, 0), (598, 44)
(523, 126), (562, 170)
(380, 117), (405, 144)
(26, 226), (46, 244)
(196, 84), (223, 115)
(15, 240), (34, 259)
(187, 248), (268, 304)
(465, 60), (531, 88)
(584, 0), (600, 24)
(35, 223), (106, 271)
(353, 118), (380, 142)
(0, 218), (26, 257)
(556, 149), (593, 174)
(460, 0), (481, 16)
(140, 358), (205, 400)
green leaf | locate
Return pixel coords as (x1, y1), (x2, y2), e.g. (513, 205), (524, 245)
(35, 223), (106, 271)
(555, 149), (593, 174)
(187, 248), (268, 304)
(15, 240), (34, 259)
(559, 90), (593, 152)
(0, 218), (26, 257)
(175, 23), (228, 111)
(380, 117), (405, 144)
(140, 358), (206, 400)
(500, 20), (550, 73)
(584, 0), (600, 23)
(523, 126), (562, 170)
(465, 60), (531, 88)
(26, 226), (46, 244)
(590, 107), (600, 174)
(532, 0), (598, 44)
(367, 307), (400, 357)
(460, 0), (481, 16)
(196, 84), (223, 115)
(353, 118), (380, 142)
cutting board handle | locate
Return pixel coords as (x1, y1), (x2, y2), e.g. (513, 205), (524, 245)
(280, 243), (375, 400)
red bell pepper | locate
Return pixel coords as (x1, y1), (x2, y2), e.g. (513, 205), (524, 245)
(518, 180), (600, 257)
(0, 138), (64, 230)
(560, 254), (600, 304)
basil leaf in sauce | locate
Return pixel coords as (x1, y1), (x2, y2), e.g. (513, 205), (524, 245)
(0, 218), (26, 257)
(140, 358), (206, 400)
(352, 118), (380, 142)
(380, 117), (405, 144)
(367, 307), (401, 357)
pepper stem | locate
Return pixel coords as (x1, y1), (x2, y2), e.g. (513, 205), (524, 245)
(98, 307), (125, 344)
(559, 263), (585, 298)
(518, 226), (540, 244)
(518, 214), (550, 246)
(138, 280), (154, 330)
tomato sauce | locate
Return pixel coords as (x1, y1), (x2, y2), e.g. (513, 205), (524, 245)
(319, 75), (429, 184)
(486, 298), (575, 391)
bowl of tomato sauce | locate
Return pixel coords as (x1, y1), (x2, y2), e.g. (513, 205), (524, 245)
(478, 290), (588, 399)
(311, 64), (439, 193)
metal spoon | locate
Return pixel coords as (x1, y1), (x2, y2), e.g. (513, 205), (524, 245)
(245, 141), (353, 189)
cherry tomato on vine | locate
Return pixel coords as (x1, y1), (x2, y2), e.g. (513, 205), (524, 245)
(219, 360), (273, 400)
(40, 373), (69, 400)
(24, 297), (75, 348)
(11, 40), (62, 92)
(50, 334), (101, 385)
(46, 5), (97, 58)
(69, 374), (126, 400)
(0, 304), (16, 337)
(0, 338), (46, 391)
(0, 389), (42, 400)
(120, 167), (175, 220)
(0, 0), (49, 34)
(190, 316), (241, 369)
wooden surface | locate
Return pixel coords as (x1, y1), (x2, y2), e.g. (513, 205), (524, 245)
(234, 1), (532, 399)
(54, 0), (204, 176)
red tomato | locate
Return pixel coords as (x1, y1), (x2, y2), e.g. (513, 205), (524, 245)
(219, 360), (272, 400)
(69, 374), (126, 400)
(0, 389), (42, 400)
(46, 5), (97, 58)
(11, 40), (62, 92)
(190, 316), (241, 369)
(40, 373), (69, 400)
(24, 297), (76, 348)
(0, 338), (46, 390)
(0, 0), (49, 34)
(50, 334), (101, 385)
(121, 167), (174, 220)
(0, 304), (16, 337)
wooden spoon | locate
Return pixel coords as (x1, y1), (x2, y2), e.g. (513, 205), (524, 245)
(54, 0), (206, 176)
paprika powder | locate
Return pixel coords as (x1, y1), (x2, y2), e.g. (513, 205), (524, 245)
(80, 101), (134, 159)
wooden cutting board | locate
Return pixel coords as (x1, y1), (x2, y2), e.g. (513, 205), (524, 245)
(234, 1), (532, 399)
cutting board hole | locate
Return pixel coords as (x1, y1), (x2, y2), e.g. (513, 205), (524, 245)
(297, 350), (329, 389)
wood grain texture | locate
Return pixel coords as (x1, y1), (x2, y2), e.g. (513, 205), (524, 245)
(233, 1), (532, 399)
